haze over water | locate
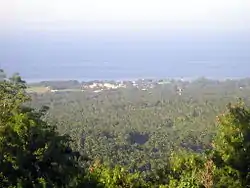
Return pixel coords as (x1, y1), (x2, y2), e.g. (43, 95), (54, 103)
(1, 0), (250, 81)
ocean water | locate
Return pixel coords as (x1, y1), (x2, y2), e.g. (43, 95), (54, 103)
(18, 62), (250, 83)
(1, 33), (250, 81)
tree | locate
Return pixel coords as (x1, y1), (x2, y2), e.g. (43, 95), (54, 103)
(211, 101), (250, 187)
(84, 160), (149, 188)
(0, 71), (82, 188)
(160, 101), (250, 188)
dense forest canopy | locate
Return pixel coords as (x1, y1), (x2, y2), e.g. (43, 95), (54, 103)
(28, 77), (250, 168)
(1, 70), (250, 187)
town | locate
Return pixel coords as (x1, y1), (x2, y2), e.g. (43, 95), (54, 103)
(27, 78), (184, 95)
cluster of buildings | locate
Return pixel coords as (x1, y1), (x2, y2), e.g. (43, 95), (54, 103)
(28, 79), (184, 95)
(82, 82), (126, 90)
(81, 79), (174, 92)
(81, 82), (127, 93)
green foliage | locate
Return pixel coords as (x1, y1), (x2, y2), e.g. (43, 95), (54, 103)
(167, 151), (205, 188)
(211, 101), (250, 187)
(160, 101), (250, 188)
(0, 72), (83, 188)
(3, 70), (250, 187)
(84, 160), (149, 188)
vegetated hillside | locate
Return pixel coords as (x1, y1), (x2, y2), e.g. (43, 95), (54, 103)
(28, 78), (250, 172)
(2, 70), (250, 187)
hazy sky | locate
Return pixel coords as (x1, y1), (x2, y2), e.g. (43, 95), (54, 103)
(1, 0), (250, 80)
(1, 0), (250, 35)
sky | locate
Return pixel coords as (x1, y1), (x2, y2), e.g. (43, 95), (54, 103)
(0, 0), (250, 80)
(1, 0), (250, 35)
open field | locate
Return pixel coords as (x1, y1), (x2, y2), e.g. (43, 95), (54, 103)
(26, 86), (50, 93)
(26, 86), (83, 93)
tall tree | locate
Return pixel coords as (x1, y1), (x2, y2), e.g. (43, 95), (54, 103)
(0, 72), (82, 188)
(211, 101), (250, 187)
(162, 101), (250, 187)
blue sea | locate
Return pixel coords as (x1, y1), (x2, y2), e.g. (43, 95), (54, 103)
(1, 33), (249, 82)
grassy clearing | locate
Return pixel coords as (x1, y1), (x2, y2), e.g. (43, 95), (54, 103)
(26, 86), (50, 93)
(26, 87), (83, 93)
